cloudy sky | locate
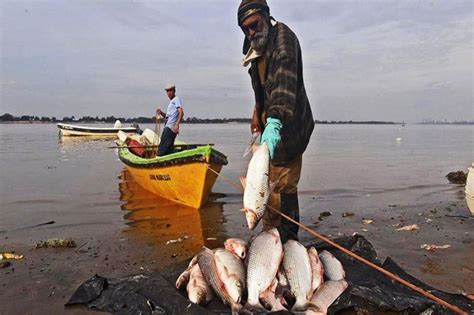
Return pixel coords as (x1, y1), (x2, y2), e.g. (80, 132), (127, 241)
(1, 0), (472, 122)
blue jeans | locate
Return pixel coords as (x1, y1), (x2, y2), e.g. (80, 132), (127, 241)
(157, 127), (177, 156)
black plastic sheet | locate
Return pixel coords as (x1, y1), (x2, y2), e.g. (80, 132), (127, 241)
(66, 273), (213, 314)
(314, 234), (472, 314)
(66, 235), (472, 314)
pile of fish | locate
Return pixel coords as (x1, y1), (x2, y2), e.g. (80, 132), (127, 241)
(176, 229), (348, 314)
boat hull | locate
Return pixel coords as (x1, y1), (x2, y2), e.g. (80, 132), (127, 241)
(118, 143), (227, 209)
(57, 123), (137, 137)
(125, 162), (222, 209)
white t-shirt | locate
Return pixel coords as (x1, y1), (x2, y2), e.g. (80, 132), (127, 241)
(165, 96), (182, 128)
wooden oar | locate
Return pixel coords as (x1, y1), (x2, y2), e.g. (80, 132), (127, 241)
(155, 114), (161, 141)
(174, 144), (215, 148)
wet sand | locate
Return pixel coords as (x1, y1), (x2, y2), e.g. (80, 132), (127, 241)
(299, 194), (474, 295)
(1, 187), (472, 314)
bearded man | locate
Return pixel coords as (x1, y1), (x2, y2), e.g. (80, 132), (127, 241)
(238, 0), (315, 243)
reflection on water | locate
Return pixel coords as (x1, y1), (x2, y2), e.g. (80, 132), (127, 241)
(58, 136), (113, 149)
(118, 168), (226, 267)
(57, 137), (117, 165)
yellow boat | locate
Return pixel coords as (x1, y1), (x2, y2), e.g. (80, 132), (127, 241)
(117, 142), (228, 209)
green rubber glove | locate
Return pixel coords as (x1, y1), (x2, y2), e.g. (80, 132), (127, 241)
(261, 117), (282, 160)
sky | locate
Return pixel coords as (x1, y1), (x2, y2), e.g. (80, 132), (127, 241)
(1, 0), (473, 122)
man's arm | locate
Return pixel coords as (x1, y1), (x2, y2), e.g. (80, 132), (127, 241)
(267, 53), (298, 123)
(174, 107), (184, 133)
(262, 43), (299, 159)
(267, 27), (300, 124)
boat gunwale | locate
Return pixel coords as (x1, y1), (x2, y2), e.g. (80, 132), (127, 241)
(118, 142), (228, 169)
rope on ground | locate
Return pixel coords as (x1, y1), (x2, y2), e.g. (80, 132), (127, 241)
(206, 165), (468, 315)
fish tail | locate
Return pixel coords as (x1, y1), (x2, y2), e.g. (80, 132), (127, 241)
(230, 302), (243, 315)
(290, 298), (312, 312)
(244, 301), (266, 312)
(175, 271), (190, 289)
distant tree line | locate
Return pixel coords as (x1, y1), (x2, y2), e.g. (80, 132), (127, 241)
(0, 113), (59, 122)
(0, 113), (251, 124)
(315, 120), (399, 125)
(2, 113), (472, 125)
(418, 120), (474, 125)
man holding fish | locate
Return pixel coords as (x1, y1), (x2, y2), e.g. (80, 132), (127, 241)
(238, 0), (315, 242)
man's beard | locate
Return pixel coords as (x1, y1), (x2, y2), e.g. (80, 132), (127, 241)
(249, 21), (269, 53)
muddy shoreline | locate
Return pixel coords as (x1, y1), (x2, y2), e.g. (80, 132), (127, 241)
(1, 196), (472, 314)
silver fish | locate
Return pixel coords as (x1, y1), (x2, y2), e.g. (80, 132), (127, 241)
(306, 280), (348, 315)
(282, 240), (314, 311)
(246, 228), (283, 310)
(197, 247), (242, 314)
(308, 247), (324, 294)
(175, 255), (198, 289)
(224, 238), (248, 260)
(186, 263), (214, 305)
(214, 248), (246, 305)
(240, 143), (271, 230)
(319, 250), (345, 281)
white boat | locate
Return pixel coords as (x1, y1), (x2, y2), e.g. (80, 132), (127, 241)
(466, 163), (474, 215)
(57, 122), (138, 137)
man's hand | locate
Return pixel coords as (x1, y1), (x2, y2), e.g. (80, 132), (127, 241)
(172, 124), (179, 134)
(251, 106), (261, 133)
(261, 117), (282, 160)
(251, 123), (260, 134)
(156, 109), (164, 117)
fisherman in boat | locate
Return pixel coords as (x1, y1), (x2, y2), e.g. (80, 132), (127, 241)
(156, 83), (184, 156)
(237, 0), (315, 242)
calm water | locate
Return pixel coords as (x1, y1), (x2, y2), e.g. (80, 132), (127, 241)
(0, 123), (472, 258)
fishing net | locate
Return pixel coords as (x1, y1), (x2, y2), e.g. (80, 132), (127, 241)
(66, 234), (472, 314)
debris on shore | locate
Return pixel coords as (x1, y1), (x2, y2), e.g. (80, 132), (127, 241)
(396, 224), (419, 231)
(166, 235), (189, 245)
(319, 211), (332, 220)
(0, 252), (24, 260)
(35, 238), (77, 249)
(420, 244), (451, 251)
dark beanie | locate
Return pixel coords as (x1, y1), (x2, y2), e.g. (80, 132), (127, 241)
(237, 0), (270, 26)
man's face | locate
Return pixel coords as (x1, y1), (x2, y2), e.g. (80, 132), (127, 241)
(166, 89), (175, 99)
(242, 13), (269, 52)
